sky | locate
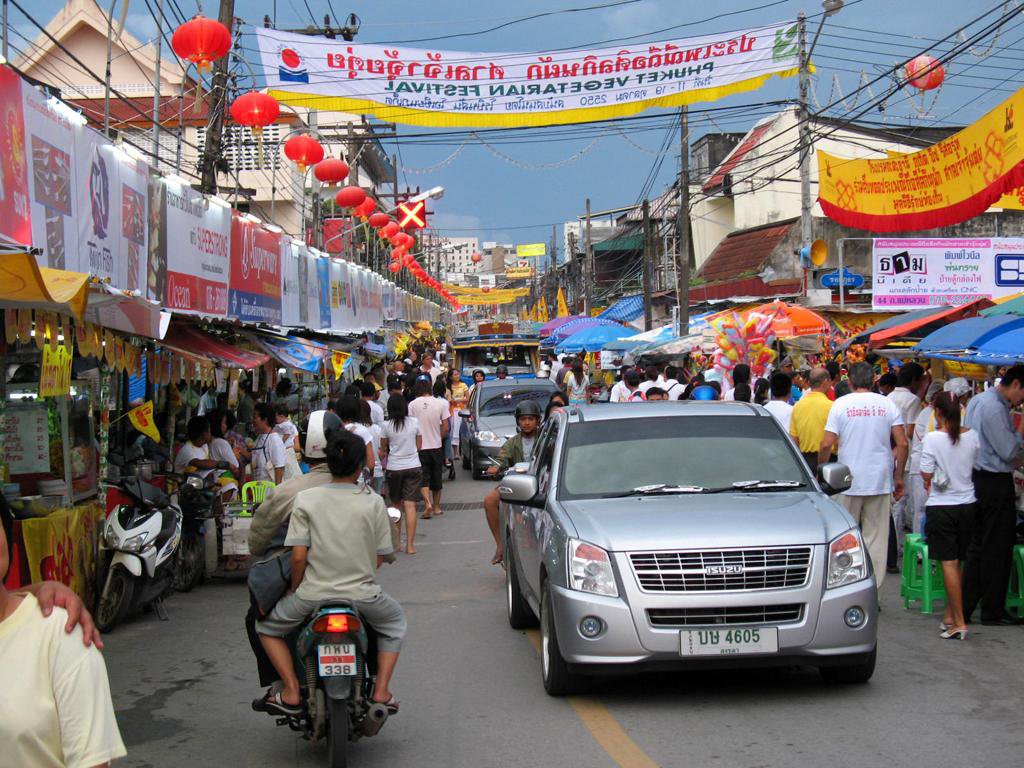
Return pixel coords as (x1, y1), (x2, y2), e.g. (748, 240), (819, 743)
(12, 0), (1024, 254)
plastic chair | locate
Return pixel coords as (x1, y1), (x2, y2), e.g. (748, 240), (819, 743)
(900, 535), (947, 614)
(239, 480), (274, 518)
(1006, 545), (1024, 618)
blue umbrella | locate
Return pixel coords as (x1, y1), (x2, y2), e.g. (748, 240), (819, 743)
(556, 324), (634, 354)
(913, 315), (1024, 362)
(545, 317), (623, 347)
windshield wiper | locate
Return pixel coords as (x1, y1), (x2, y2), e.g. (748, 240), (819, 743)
(598, 481), (805, 498)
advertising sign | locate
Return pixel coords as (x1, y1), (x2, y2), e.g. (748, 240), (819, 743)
(506, 266), (534, 279)
(0, 67), (31, 248)
(315, 255), (331, 330)
(819, 86), (1024, 232)
(281, 240), (303, 327)
(872, 238), (1024, 309)
(153, 180), (230, 315)
(74, 128), (122, 285)
(255, 22), (801, 128)
(516, 243), (546, 258)
(229, 214), (283, 324)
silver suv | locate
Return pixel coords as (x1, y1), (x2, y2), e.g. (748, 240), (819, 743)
(498, 402), (877, 695)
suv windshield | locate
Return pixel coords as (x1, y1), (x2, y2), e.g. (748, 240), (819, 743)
(558, 415), (808, 500)
(479, 386), (553, 416)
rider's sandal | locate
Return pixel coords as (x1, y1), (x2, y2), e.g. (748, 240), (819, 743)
(262, 691), (304, 717)
(373, 695), (400, 714)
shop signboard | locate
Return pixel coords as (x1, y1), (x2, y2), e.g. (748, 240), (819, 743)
(281, 240), (303, 327)
(315, 255), (331, 330)
(22, 84), (80, 270)
(820, 267), (865, 290)
(3, 402), (50, 475)
(0, 67), (31, 249)
(506, 266), (534, 278)
(872, 238), (1024, 309)
(152, 179), (230, 315)
(118, 156), (149, 294)
(39, 344), (73, 397)
(516, 243), (546, 258)
(229, 214), (283, 324)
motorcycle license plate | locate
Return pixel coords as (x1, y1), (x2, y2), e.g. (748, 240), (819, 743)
(318, 644), (357, 676)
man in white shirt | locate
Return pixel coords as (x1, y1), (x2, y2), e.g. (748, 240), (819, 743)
(408, 379), (449, 516)
(763, 372), (795, 434)
(608, 366), (632, 403)
(661, 365), (686, 401)
(419, 353), (442, 384)
(722, 364), (751, 402)
(251, 403), (288, 485)
(637, 366), (661, 394)
(888, 361), (929, 533)
(360, 380), (385, 428)
(818, 362), (908, 587)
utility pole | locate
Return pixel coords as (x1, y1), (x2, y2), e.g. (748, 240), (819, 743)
(200, 0), (235, 194)
(797, 12), (813, 256)
(675, 106), (693, 334)
(151, 0), (163, 162)
(309, 110), (322, 248)
(584, 198), (593, 316)
(551, 223), (558, 312)
(641, 199), (653, 332)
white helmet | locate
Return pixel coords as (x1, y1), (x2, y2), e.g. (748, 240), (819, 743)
(303, 410), (342, 459)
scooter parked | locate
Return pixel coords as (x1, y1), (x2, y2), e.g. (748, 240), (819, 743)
(171, 472), (219, 592)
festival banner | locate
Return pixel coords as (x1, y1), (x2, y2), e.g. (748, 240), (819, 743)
(151, 179), (231, 315)
(118, 155), (150, 294)
(0, 67), (31, 248)
(127, 400), (161, 442)
(818, 86), (1024, 232)
(22, 83), (80, 269)
(250, 332), (328, 373)
(74, 127), (123, 285)
(254, 22), (801, 128)
(281, 239), (303, 327)
(229, 213), (283, 324)
(871, 238), (1024, 309)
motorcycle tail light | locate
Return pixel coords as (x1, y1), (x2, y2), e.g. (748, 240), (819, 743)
(312, 614), (361, 633)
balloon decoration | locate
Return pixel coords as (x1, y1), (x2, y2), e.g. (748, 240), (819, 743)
(905, 55), (945, 91)
(335, 185), (367, 209)
(313, 157), (350, 186)
(470, 252), (482, 263)
(711, 312), (777, 381)
(283, 134), (324, 172)
(171, 15), (231, 73)
(229, 91), (280, 165)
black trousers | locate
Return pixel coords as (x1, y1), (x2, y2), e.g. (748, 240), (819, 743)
(963, 470), (1016, 621)
(802, 452), (819, 474)
(246, 602), (279, 688)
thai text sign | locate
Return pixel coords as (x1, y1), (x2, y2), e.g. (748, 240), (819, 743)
(40, 344), (72, 396)
(872, 238), (1024, 309)
(506, 266), (534, 278)
(229, 214), (283, 324)
(819, 87), (1024, 232)
(255, 22), (801, 128)
(516, 243), (546, 258)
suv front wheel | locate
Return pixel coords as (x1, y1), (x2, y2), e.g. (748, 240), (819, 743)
(540, 586), (586, 696)
(506, 541), (537, 629)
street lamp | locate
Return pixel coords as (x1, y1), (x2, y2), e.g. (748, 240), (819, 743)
(408, 186), (445, 204)
(798, 0), (844, 259)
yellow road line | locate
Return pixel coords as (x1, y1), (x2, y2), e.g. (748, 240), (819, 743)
(525, 630), (660, 768)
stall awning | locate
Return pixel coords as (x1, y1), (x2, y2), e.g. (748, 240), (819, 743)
(0, 252), (90, 319)
(868, 299), (994, 348)
(86, 284), (171, 340)
(593, 234), (644, 253)
(913, 315), (1024, 360)
(162, 323), (270, 369)
(247, 331), (329, 373)
(598, 295), (644, 323)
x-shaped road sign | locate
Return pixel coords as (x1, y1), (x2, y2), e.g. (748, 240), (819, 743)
(397, 200), (427, 229)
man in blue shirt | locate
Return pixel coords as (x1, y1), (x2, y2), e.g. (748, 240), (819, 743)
(962, 365), (1024, 625)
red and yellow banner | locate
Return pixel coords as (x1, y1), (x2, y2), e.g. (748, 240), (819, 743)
(128, 401), (161, 443)
(818, 87), (1024, 232)
(19, 503), (105, 602)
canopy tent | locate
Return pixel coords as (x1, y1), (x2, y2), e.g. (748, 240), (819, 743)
(980, 294), (1024, 317)
(633, 333), (704, 360)
(602, 324), (674, 353)
(840, 299), (994, 349)
(556, 324), (634, 354)
(744, 300), (829, 339)
(162, 323), (270, 369)
(85, 284), (171, 340)
(538, 314), (584, 338)
(598, 295), (644, 323)
(545, 317), (623, 347)
(913, 315), (1024, 365)
(0, 252), (90, 320)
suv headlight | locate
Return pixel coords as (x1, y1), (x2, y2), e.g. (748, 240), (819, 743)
(827, 529), (868, 589)
(568, 539), (618, 597)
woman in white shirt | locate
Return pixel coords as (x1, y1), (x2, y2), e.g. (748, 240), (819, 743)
(564, 360), (591, 405)
(380, 396), (423, 554)
(273, 404), (303, 481)
(920, 392), (980, 641)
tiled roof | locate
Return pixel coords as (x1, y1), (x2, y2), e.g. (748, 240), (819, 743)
(702, 118), (777, 192)
(696, 219), (795, 284)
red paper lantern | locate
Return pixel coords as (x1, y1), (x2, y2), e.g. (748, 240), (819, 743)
(397, 232), (415, 249)
(390, 247), (406, 261)
(388, 262), (402, 273)
(335, 185), (367, 209)
(471, 252), (482, 263)
(283, 134), (324, 172)
(402, 253), (415, 267)
(368, 212), (390, 228)
(172, 15), (231, 73)
(381, 222), (400, 239)
(905, 55), (945, 91)
(359, 197), (378, 216)
(482, 285), (491, 293)
(229, 91), (280, 134)
(314, 157), (350, 186)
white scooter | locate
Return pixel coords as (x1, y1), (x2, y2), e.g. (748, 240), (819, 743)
(96, 475), (182, 632)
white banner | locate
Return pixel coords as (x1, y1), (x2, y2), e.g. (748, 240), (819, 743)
(253, 21), (800, 128)
(282, 240), (303, 327)
(872, 238), (1024, 310)
(75, 128), (123, 285)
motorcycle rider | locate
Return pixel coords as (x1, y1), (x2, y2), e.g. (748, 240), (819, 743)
(254, 430), (406, 717)
(482, 400), (543, 565)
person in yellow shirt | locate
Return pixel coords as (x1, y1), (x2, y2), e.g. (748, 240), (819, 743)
(790, 367), (835, 471)
(0, 508), (126, 767)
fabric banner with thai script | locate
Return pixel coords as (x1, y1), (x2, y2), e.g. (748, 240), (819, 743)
(818, 87), (1024, 232)
(253, 22), (801, 128)
(871, 238), (1024, 310)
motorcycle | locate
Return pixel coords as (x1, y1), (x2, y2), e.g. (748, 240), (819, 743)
(259, 506), (403, 767)
(171, 472), (220, 593)
(95, 473), (182, 632)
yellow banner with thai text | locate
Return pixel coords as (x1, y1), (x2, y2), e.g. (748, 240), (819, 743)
(39, 345), (72, 397)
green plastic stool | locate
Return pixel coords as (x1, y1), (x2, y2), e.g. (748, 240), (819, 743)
(1007, 545), (1024, 618)
(901, 536), (947, 614)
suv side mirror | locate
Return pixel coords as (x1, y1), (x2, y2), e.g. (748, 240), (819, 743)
(818, 462), (852, 496)
(498, 473), (542, 507)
